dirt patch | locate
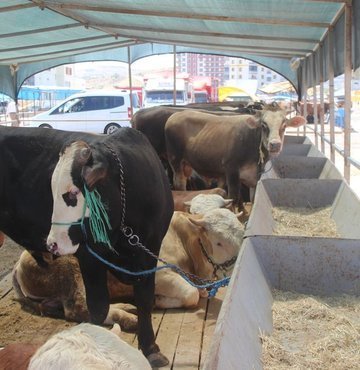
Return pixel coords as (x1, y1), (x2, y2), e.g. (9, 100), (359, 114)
(0, 238), (23, 281)
(0, 238), (76, 347)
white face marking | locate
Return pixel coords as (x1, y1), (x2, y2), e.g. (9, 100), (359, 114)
(47, 142), (88, 255)
(261, 110), (287, 156)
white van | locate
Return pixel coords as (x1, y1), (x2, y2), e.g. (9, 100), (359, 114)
(27, 90), (140, 134)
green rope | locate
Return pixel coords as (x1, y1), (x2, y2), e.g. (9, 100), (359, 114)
(84, 185), (114, 252)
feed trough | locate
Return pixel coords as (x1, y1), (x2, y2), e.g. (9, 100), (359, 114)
(261, 155), (343, 180)
(280, 143), (325, 157)
(203, 235), (359, 369)
(203, 178), (360, 369)
(283, 135), (312, 145)
(246, 179), (360, 239)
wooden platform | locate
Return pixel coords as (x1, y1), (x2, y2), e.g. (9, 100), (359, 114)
(0, 243), (226, 369)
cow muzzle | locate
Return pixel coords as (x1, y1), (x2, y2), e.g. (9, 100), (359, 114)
(46, 242), (60, 256)
(268, 141), (282, 156)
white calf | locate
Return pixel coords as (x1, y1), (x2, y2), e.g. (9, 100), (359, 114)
(28, 323), (151, 370)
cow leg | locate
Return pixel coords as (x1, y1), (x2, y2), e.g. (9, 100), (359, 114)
(75, 247), (109, 325)
(226, 171), (244, 211)
(104, 304), (138, 332)
(133, 274), (169, 367)
(155, 270), (200, 309)
(170, 159), (191, 190)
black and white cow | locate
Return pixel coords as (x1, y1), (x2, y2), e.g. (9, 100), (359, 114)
(0, 126), (174, 367)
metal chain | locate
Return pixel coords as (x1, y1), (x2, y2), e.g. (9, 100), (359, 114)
(103, 141), (227, 287)
(103, 142), (126, 229)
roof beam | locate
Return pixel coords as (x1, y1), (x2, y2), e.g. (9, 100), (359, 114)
(1, 35), (112, 53)
(38, 2), (330, 28)
(0, 39), (142, 64)
(140, 37), (307, 57)
(0, 3), (37, 13)
(0, 23), (83, 39)
(89, 22), (319, 44)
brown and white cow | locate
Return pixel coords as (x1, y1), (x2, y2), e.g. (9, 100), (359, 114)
(165, 104), (306, 209)
(13, 208), (243, 319)
(12, 251), (137, 331)
(155, 208), (244, 308)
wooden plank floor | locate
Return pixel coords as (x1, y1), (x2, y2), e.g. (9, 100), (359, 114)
(0, 239), (227, 369)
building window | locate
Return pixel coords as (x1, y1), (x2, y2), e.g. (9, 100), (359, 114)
(65, 67), (72, 76)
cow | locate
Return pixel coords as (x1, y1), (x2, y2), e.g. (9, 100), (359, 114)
(131, 105), (261, 194)
(172, 188), (227, 211)
(28, 323), (151, 370)
(12, 250), (137, 331)
(0, 126), (173, 367)
(293, 101), (330, 123)
(184, 193), (233, 214)
(164, 104), (306, 209)
(13, 208), (243, 318)
(154, 208), (244, 308)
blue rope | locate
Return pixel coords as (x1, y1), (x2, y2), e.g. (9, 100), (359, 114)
(84, 243), (230, 298)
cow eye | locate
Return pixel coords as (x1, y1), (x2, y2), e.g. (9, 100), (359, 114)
(217, 242), (222, 247)
(69, 187), (80, 199)
(261, 121), (269, 131)
(62, 186), (80, 207)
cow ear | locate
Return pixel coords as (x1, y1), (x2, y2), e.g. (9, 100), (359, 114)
(287, 115), (306, 128)
(183, 200), (192, 212)
(223, 199), (233, 209)
(82, 163), (108, 191)
(188, 215), (206, 229)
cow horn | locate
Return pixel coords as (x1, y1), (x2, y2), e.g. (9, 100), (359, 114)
(235, 211), (244, 222)
(80, 147), (91, 162)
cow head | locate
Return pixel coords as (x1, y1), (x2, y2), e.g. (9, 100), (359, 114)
(188, 208), (244, 278)
(47, 141), (109, 256)
(258, 103), (306, 157)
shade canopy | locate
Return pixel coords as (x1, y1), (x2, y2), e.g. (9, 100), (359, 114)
(0, 1), (359, 100)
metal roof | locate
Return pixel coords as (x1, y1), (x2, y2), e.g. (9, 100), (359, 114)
(0, 0), (359, 100)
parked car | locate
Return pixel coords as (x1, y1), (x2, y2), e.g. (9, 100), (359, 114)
(27, 90), (140, 134)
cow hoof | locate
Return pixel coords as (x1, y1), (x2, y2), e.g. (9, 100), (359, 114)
(147, 351), (169, 368)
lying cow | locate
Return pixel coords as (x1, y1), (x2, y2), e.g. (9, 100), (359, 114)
(12, 250), (137, 331)
(28, 323), (151, 370)
(155, 208), (244, 308)
(0, 126), (173, 367)
(13, 208), (243, 318)
(165, 104), (306, 209)
(172, 188), (227, 211)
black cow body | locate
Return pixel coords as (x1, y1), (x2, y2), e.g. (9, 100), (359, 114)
(0, 126), (174, 366)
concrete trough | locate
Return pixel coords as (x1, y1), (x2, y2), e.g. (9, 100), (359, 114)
(283, 134), (312, 145)
(203, 235), (360, 369)
(204, 178), (360, 369)
(280, 143), (325, 157)
(261, 155), (343, 180)
(246, 179), (360, 239)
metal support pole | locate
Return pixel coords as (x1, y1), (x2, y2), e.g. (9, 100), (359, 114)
(328, 27), (336, 163)
(319, 47), (325, 153)
(343, 2), (352, 182)
(127, 47), (133, 118)
(173, 45), (177, 105)
(312, 54), (319, 148)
